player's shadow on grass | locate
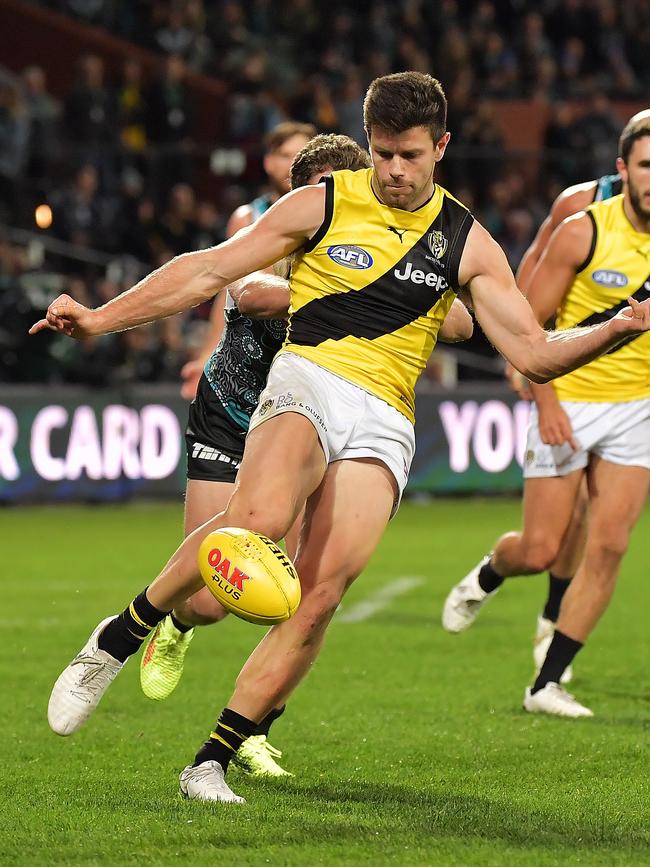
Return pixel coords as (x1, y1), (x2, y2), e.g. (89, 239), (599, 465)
(273, 778), (646, 851)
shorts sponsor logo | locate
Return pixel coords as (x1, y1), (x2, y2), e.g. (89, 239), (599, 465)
(258, 399), (273, 417)
(394, 262), (448, 293)
(207, 547), (251, 600)
(525, 448), (535, 465)
(591, 269), (628, 288)
(327, 244), (373, 270)
(191, 441), (241, 466)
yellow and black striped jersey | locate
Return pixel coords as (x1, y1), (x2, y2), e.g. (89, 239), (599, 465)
(280, 168), (474, 422)
(553, 194), (650, 402)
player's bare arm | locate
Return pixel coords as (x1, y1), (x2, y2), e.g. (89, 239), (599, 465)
(525, 212), (593, 448)
(29, 186), (326, 339)
(438, 298), (473, 342)
(460, 220), (650, 382)
(516, 181), (597, 292)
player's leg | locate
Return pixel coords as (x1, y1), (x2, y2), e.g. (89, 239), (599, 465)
(48, 411), (326, 737)
(180, 457), (397, 801)
(534, 476), (588, 682)
(526, 456), (649, 718)
(140, 479), (233, 701)
(442, 470), (584, 632)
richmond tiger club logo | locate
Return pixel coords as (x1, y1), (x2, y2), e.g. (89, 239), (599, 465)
(427, 230), (448, 260)
(207, 547), (251, 601)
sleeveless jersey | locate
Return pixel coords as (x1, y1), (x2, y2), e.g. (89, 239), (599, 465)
(281, 168), (474, 423)
(553, 194), (650, 402)
(204, 191), (287, 431)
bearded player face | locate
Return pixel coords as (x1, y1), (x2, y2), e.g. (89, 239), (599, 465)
(618, 135), (650, 224)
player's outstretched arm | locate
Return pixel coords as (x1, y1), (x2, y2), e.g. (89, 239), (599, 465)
(29, 186), (326, 339)
(438, 298), (473, 343)
(462, 221), (650, 383)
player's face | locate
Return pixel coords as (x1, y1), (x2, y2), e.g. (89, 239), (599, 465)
(264, 134), (313, 196)
(368, 126), (450, 211)
(619, 136), (650, 223)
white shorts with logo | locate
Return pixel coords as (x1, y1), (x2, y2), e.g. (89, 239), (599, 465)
(249, 352), (415, 509)
(523, 397), (650, 478)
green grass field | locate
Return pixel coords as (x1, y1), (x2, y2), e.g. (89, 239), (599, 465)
(2, 500), (648, 866)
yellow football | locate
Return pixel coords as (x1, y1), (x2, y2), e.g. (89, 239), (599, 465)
(198, 527), (301, 625)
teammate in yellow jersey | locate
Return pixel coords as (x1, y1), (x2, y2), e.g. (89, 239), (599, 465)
(33, 73), (650, 803)
(512, 167), (626, 681)
(444, 111), (650, 719)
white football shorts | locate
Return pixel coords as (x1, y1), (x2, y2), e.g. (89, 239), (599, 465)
(523, 397), (650, 478)
(249, 352), (415, 509)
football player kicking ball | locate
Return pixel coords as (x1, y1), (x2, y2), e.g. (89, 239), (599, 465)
(32, 74), (650, 803)
(140, 133), (474, 741)
(443, 111), (650, 718)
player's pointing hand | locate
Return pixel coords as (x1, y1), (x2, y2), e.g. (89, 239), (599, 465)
(28, 294), (97, 339)
(616, 296), (650, 333)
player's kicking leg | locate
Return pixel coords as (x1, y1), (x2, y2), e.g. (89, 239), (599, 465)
(442, 470), (583, 632)
(524, 457), (649, 717)
(179, 457), (397, 802)
(47, 411), (327, 765)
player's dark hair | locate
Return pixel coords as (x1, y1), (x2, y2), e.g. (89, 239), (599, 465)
(290, 134), (371, 188)
(619, 111), (650, 163)
(264, 121), (317, 154)
(363, 72), (447, 142)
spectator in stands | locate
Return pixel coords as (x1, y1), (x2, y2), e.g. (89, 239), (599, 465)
(146, 54), (193, 197)
(21, 66), (60, 187)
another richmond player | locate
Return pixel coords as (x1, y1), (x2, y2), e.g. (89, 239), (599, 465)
(444, 111), (650, 718)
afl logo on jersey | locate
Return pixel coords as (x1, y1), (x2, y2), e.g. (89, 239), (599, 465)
(327, 245), (374, 270)
(592, 269), (628, 287)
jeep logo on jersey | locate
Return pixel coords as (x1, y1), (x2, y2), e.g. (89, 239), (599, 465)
(394, 261), (449, 293)
(327, 245), (373, 270)
(428, 230), (448, 259)
(592, 269), (628, 287)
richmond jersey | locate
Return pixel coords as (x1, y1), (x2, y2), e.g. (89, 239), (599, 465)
(203, 192), (286, 431)
(281, 168), (474, 423)
(553, 194), (650, 402)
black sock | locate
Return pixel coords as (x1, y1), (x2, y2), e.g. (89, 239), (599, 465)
(542, 572), (572, 623)
(193, 708), (258, 772)
(256, 705), (285, 737)
(532, 629), (583, 693)
(97, 588), (170, 663)
(170, 612), (193, 634)
(477, 557), (505, 594)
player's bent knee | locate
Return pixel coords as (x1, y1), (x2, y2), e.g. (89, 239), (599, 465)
(522, 539), (560, 574)
(224, 501), (292, 543)
(185, 589), (229, 624)
(591, 532), (630, 564)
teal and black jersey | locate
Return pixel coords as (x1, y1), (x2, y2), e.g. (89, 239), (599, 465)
(593, 174), (623, 202)
(203, 191), (286, 431)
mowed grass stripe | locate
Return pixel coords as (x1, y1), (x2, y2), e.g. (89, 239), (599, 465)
(336, 576), (425, 623)
(1, 500), (648, 866)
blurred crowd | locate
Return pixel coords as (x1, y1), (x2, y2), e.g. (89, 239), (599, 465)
(1, 0), (645, 385)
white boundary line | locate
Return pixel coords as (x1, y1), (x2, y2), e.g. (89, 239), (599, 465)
(335, 575), (425, 624)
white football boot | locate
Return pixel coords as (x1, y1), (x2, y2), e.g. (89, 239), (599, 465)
(442, 555), (499, 633)
(48, 616), (125, 736)
(533, 616), (573, 684)
(179, 760), (246, 803)
(523, 682), (593, 718)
